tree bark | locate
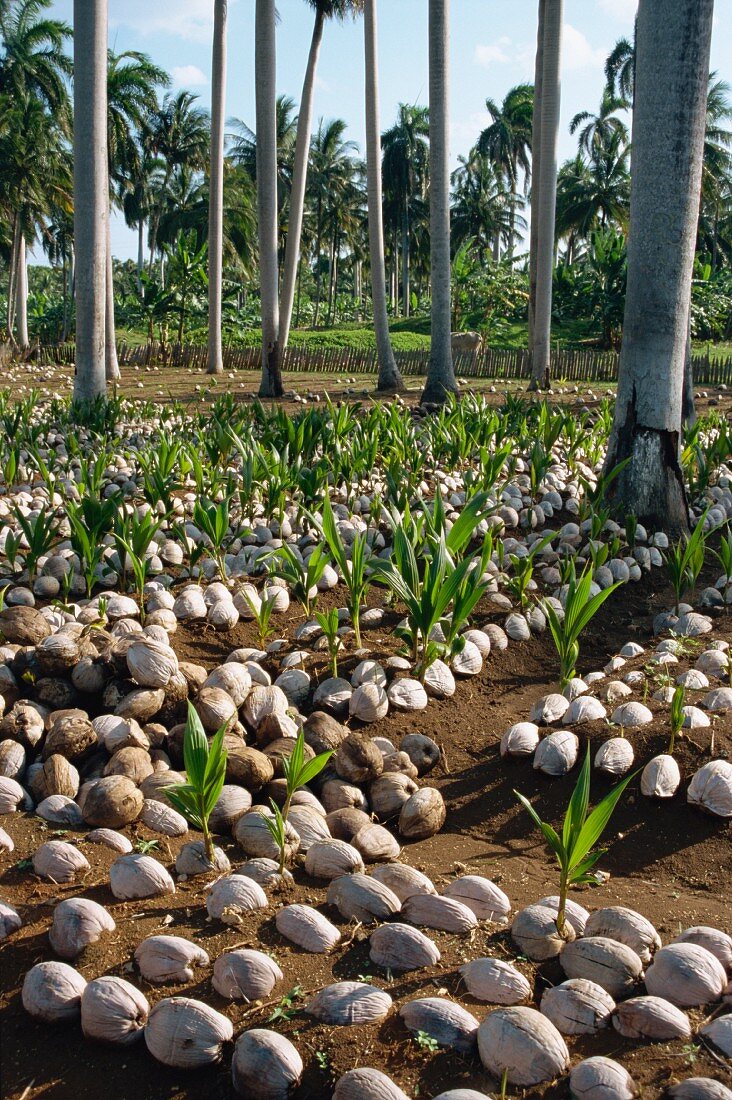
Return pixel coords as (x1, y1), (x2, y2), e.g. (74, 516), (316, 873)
(207, 0), (228, 375)
(603, 0), (713, 536)
(256, 0), (282, 397)
(364, 0), (403, 391)
(279, 7), (324, 350)
(529, 0), (562, 390)
(421, 0), (457, 405)
(682, 316), (696, 427)
(136, 221), (144, 290)
(105, 212), (120, 381)
(6, 213), (19, 339)
(528, 0), (545, 353)
(73, 0), (107, 404)
(16, 234), (29, 349)
(401, 201), (410, 317)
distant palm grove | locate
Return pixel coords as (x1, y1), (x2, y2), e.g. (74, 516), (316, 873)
(0, 0), (730, 400)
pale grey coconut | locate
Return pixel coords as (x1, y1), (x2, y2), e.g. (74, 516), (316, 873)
(237, 857), (293, 889)
(333, 1068), (408, 1100)
(304, 839), (364, 880)
(477, 1006), (570, 1087)
(140, 798), (188, 836)
(33, 839), (90, 883)
(0, 826), (15, 852)
(327, 873), (401, 924)
(275, 903), (340, 953)
(500, 721), (540, 758)
(209, 785), (252, 833)
(234, 808), (299, 863)
(459, 958), (531, 1005)
(672, 927), (732, 972)
(305, 982), (392, 1026)
(530, 693), (569, 724)
(535, 895), (589, 936)
(699, 1016), (732, 1057)
(287, 805), (331, 852)
(49, 897), (115, 958)
(369, 773), (417, 819)
(146, 997), (233, 1068)
(669, 1079), (732, 1099)
(560, 937), (644, 997)
(398, 787), (446, 839)
(212, 948), (283, 1000)
(352, 822), (400, 863)
(569, 1057), (638, 1099)
(401, 893), (477, 933)
(540, 979), (615, 1034)
(443, 875), (511, 923)
(205, 874), (267, 923)
(595, 736), (635, 776)
(584, 906), (662, 964)
(175, 840), (230, 877)
(612, 701), (653, 728)
(0, 900), (21, 940)
(400, 997), (479, 1053)
(612, 995), (691, 1040)
(0, 776), (25, 813)
(511, 903), (574, 961)
(702, 687), (732, 712)
(81, 976), (149, 1045)
(22, 960), (87, 1022)
(400, 733), (440, 775)
(231, 1029), (303, 1099)
(564, 696), (607, 724)
(369, 923), (440, 971)
(533, 730), (579, 776)
(134, 935), (210, 984)
(641, 754), (681, 798)
(687, 760), (732, 818)
(110, 854), (175, 899)
(371, 863), (436, 902)
(423, 659), (456, 698)
(645, 943), (726, 1007)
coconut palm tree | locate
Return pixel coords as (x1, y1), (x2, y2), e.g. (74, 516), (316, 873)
(382, 103), (429, 317)
(73, 0), (108, 404)
(451, 150), (516, 260)
(570, 88), (628, 158)
(604, 0), (714, 535)
(605, 32), (635, 109)
(700, 74), (732, 269)
(555, 131), (630, 251)
(0, 0), (72, 114)
(255, 0), (282, 397)
(421, 0), (456, 406)
(106, 50), (169, 380)
(306, 118), (358, 326)
(529, 0), (563, 391)
(207, 0), (228, 375)
(278, 1), (362, 350)
(146, 90), (209, 273)
(363, 0), (402, 391)
(477, 83), (533, 257)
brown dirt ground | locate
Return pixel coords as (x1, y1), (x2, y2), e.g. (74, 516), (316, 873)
(1, 546), (731, 1100)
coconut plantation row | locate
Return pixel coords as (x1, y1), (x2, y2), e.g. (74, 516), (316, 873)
(0, 388), (730, 1100)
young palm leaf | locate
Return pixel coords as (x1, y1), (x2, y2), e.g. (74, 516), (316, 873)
(543, 565), (621, 687)
(166, 703), (228, 864)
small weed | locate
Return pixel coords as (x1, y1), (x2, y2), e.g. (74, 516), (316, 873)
(267, 984), (304, 1023)
(315, 1051), (330, 1071)
(135, 838), (161, 855)
(413, 1030), (439, 1053)
(15, 858), (32, 871)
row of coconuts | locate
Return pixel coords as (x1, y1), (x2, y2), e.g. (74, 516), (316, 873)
(499, 634), (732, 817)
(9, 842), (732, 1099)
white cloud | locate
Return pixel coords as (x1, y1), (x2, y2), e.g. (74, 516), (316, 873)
(110, 0), (214, 43)
(474, 37), (512, 66)
(171, 64), (208, 88)
(562, 24), (607, 72)
(315, 73), (333, 93)
(598, 0), (638, 23)
(451, 108), (493, 150)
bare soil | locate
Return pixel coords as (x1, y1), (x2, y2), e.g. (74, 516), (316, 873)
(1, 551), (731, 1099)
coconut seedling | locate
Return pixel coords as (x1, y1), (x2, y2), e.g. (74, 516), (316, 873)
(317, 494), (372, 649)
(514, 747), (636, 938)
(259, 730), (333, 876)
(165, 703), (227, 865)
(240, 586), (278, 649)
(193, 495), (240, 583)
(314, 608), (341, 678)
(112, 509), (164, 610)
(713, 524), (732, 596)
(665, 513), (708, 613)
(66, 493), (120, 597)
(268, 542), (328, 617)
(506, 533), (553, 611)
(10, 504), (60, 585)
(668, 684), (685, 756)
(543, 563), (621, 688)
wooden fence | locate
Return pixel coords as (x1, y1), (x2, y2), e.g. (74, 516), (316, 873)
(21, 340), (732, 387)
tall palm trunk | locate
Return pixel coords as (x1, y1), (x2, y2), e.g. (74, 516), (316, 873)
(280, 5), (325, 350)
(105, 212), (120, 381)
(364, 0), (403, 391)
(207, 0), (228, 375)
(256, 0), (282, 397)
(529, 0), (561, 390)
(421, 0), (456, 405)
(73, 0), (108, 404)
(401, 200), (410, 317)
(526, 0), (541, 356)
(6, 214), (19, 339)
(603, 0), (713, 535)
(16, 234), (29, 349)
(136, 222), (144, 289)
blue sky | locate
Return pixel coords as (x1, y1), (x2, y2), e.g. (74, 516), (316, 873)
(48, 0), (732, 261)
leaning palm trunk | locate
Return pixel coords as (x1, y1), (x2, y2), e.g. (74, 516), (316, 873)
(16, 235), (29, 349)
(105, 212), (120, 381)
(527, 0), (546, 351)
(256, 0), (283, 397)
(603, 0), (713, 536)
(279, 5), (325, 351)
(364, 0), (403, 392)
(73, 0), (108, 403)
(529, 0), (562, 391)
(207, 0), (228, 375)
(421, 0), (457, 405)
